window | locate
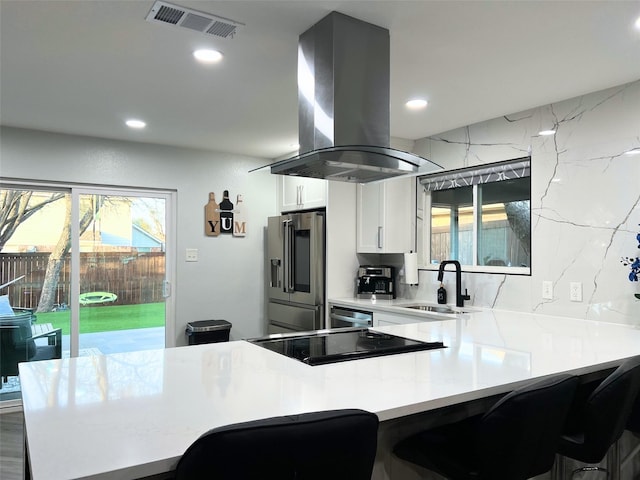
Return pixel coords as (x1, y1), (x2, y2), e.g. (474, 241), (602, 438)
(419, 157), (531, 273)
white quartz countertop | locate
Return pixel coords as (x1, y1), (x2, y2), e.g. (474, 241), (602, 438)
(20, 309), (640, 480)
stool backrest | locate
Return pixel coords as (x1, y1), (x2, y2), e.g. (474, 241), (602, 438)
(175, 409), (379, 480)
(580, 355), (640, 461)
(476, 373), (579, 479)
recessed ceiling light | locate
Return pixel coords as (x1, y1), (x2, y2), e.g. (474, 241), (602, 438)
(193, 49), (223, 63)
(625, 148), (640, 155)
(125, 119), (146, 129)
(635, 15), (640, 30)
(405, 99), (428, 110)
(539, 129), (556, 136)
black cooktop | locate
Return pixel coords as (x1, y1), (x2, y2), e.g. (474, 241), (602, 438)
(249, 328), (446, 366)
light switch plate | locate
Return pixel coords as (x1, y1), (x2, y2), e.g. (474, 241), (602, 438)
(185, 248), (198, 262)
(542, 281), (553, 300)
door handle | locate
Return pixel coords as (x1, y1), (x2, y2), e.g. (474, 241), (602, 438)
(377, 226), (383, 249)
(162, 280), (171, 298)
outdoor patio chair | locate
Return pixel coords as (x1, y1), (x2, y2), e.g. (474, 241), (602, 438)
(0, 308), (60, 389)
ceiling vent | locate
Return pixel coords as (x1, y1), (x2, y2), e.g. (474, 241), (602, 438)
(145, 1), (244, 39)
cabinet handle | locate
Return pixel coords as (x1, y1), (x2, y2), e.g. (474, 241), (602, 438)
(377, 226), (383, 249)
(299, 185), (304, 205)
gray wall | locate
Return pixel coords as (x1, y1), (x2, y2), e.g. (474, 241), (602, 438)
(0, 126), (278, 344)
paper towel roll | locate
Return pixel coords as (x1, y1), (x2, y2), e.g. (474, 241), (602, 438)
(403, 252), (419, 285)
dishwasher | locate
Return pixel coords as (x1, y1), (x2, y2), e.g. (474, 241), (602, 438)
(330, 305), (373, 329)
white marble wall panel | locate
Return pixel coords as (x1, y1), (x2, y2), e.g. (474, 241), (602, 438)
(412, 80), (640, 325)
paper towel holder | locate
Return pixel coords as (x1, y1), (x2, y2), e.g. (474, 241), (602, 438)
(403, 251), (419, 286)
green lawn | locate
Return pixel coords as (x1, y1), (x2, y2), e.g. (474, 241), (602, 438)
(34, 303), (165, 335)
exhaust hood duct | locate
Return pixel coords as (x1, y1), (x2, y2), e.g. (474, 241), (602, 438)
(270, 11), (442, 183)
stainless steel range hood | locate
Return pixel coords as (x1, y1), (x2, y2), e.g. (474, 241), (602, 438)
(270, 11), (442, 183)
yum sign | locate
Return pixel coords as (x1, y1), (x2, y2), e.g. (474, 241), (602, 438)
(204, 190), (246, 237)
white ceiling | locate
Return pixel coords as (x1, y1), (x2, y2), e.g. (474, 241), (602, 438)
(1, 1), (639, 161)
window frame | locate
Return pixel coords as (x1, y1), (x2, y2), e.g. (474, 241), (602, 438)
(417, 157), (532, 276)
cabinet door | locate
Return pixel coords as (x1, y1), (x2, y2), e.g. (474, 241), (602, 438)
(373, 311), (422, 326)
(356, 182), (382, 252)
(356, 177), (416, 253)
(279, 176), (302, 212)
(278, 176), (327, 212)
(298, 177), (327, 210)
(381, 177), (416, 253)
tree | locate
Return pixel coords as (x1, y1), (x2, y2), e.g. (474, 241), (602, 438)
(37, 195), (104, 312)
(504, 201), (531, 265)
(133, 198), (165, 242)
(0, 190), (110, 312)
(0, 190), (65, 252)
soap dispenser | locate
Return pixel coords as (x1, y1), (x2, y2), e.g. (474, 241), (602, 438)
(437, 283), (447, 304)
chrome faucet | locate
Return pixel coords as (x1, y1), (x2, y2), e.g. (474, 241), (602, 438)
(437, 260), (470, 308)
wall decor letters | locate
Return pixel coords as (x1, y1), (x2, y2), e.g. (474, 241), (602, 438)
(204, 190), (246, 237)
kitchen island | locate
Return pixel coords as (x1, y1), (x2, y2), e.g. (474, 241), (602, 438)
(19, 309), (640, 480)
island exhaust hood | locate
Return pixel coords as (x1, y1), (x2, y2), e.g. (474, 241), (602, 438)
(269, 11), (442, 183)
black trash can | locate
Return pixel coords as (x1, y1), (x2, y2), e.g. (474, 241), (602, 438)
(186, 320), (232, 345)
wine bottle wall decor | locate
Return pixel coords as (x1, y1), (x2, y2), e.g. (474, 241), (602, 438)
(204, 191), (246, 237)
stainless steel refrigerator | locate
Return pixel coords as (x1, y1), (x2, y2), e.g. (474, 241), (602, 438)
(267, 211), (325, 334)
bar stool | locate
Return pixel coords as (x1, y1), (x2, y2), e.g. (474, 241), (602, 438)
(393, 373), (579, 480)
(621, 394), (640, 475)
(175, 409), (379, 480)
(555, 355), (640, 479)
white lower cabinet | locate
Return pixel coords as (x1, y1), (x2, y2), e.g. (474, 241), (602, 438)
(373, 311), (428, 327)
(278, 176), (327, 212)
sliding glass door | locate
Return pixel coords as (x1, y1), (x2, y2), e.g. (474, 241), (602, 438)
(0, 183), (175, 403)
(74, 189), (171, 357)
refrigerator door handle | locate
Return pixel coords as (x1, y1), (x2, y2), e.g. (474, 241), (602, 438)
(270, 259), (281, 288)
(283, 219), (294, 293)
(287, 221), (295, 293)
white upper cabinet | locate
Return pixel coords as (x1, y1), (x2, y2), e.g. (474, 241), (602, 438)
(278, 176), (327, 212)
(356, 176), (416, 253)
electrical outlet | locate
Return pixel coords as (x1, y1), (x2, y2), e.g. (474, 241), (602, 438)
(542, 281), (553, 300)
(185, 248), (198, 262)
(570, 282), (582, 302)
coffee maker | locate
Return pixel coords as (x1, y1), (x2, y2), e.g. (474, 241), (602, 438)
(357, 266), (395, 299)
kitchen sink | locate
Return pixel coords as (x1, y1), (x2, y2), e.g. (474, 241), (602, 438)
(397, 304), (471, 315)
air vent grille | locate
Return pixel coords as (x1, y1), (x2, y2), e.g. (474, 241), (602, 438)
(155, 5), (183, 25)
(146, 1), (243, 39)
(207, 21), (237, 39)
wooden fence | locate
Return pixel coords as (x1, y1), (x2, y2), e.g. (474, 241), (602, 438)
(431, 221), (529, 267)
(0, 252), (165, 310)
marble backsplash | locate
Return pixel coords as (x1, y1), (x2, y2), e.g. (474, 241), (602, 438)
(409, 80), (640, 325)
